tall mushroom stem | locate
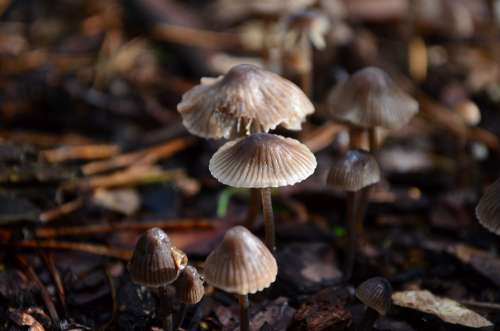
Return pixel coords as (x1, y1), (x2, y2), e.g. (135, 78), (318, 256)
(175, 303), (187, 331)
(159, 286), (174, 331)
(368, 127), (378, 152)
(245, 188), (261, 229)
(298, 35), (313, 97)
(260, 187), (276, 254)
(357, 307), (379, 331)
(238, 294), (250, 331)
(344, 190), (360, 281)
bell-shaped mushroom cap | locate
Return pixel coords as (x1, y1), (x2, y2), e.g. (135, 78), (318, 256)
(326, 67), (418, 130)
(203, 226), (277, 295)
(174, 266), (205, 304)
(355, 277), (392, 316)
(209, 133), (317, 188)
(327, 149), (380, 191)
(128, 228), (187, 287)
(177, 64), (314, 139)
(286, 10), (331, 49)
(476, 177), (500, 235)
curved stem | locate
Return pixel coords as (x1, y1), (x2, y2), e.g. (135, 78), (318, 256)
(238, 294), (250, 331)
(344, 191), (359, 281)
(260, 187), (276, 254)
(357, 307), (379, 331)
(245, 188), (260, 229)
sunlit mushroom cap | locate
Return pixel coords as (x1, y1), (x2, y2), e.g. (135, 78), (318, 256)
(209, 133), (317, 188)
(204, 226), (277, 295)
(355, 277), (392, 315)
(327, 150), (380, 191)
(128, 228), (187, 287)
(326, 67), (418, 130)
(174, 265), (205, 304)
(476, 177), (500, 235)
(177, 64), (314, 139)
(286, 10), (331, 49)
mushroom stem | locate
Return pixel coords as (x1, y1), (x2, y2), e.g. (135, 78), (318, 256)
(368, 128), (378, 152)
(238, 294), (250, 331)
(349, 127), (365, 150)
(355, 187), (369, 243)
(159, 286), (174, 331)
(260, 187), (276, 254)
(357, 307), (379, 331)
(245, 188), (261, 229)
(175, 303), (187, 330)
(344, 190), (360, 280)
(299, 36), (313, 97)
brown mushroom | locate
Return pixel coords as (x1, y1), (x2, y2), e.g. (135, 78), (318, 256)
(476, 177), (500, 235)
(128, 228), (187, 331)
(209, 133), (317, 252)
(173, 265), (205, 329)
(355, 277), (392, 331)
(204, 226), (277, 331)
(327, 150), (380, 279)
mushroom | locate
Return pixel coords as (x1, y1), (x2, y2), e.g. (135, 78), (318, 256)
(204, 226), (278, 331)
(209, 133), (317, 252)
(128, 227), (187, 331)
(283, 10), (330, 96)
(327, 149), (380, 279)
(476, 177), (500, 235)
(173, 265), (205, 329)
(326, 66), (418, 151)
(177, 63), (314, 140)
(355, 277), (392, 331)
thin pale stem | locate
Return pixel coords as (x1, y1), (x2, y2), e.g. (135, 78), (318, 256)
(159, 286), (174, 331)
(175, 303), (187, 330)
(344, 190), (359, 281)
(260, 187), (276, 254)
(245, 188), (260, 229)
(299, 37), (313, 97)
(238, 294), (250, 331)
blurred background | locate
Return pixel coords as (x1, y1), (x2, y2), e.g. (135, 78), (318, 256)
(2, 0), (500, 330)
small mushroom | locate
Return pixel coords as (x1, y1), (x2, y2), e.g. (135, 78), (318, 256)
(327, 150), (381, 279)
(204, 226), (278, 331)
(209, 133), (317, 252)
(326, 66), (418, 151)
(355, 277), (392, 331)
(177, 63), (314, 140)
(128, 228), (187, 331)
(283, 10), (330, 96)
(173, 265), (205, 329)
(476, 177), (500, 235)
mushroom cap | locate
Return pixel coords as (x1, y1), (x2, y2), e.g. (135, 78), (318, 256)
(326, 67), (418, 130)
(203, 226), (277, 295)
(174, 265), (205, 304)
(128, 228), (187, 287)
(209, 133), (317, 188)
(177, 64), (314, 139)
(286, 10), (330, 49)
(355, 277), (392, 316)
(476, 177), (500, 235)
(327, 149), (381, 191)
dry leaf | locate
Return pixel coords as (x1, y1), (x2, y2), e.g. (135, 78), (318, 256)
(392, 290), (493, 328)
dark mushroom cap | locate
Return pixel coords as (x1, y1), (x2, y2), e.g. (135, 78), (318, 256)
(177, 64), (314, 139)
(476, 177), (500, 235)
(327, 149), (380, 191)
(355, 277), (392, 315)
(128, 228), (187, 287)
(326, 67), (418, 130)
(203, 226), (277, 295)
(209, 133), (317, 188)
(174, 265), (205, 304)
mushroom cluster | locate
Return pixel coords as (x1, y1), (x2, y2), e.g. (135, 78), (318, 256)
(325, 66), (419, 278)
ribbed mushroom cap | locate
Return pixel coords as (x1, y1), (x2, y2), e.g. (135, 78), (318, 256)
(326, 67), (418, 130)
(203, 226), (277, 295)
(174, 266), (205, 304)
(128, 228), (187, 287)
(476, 177), (500, 235)
(177, 64), (314, 139)
(355, 277), (392, 316)
(327, 149), (380, 191)
(209, 133), (317, 188)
